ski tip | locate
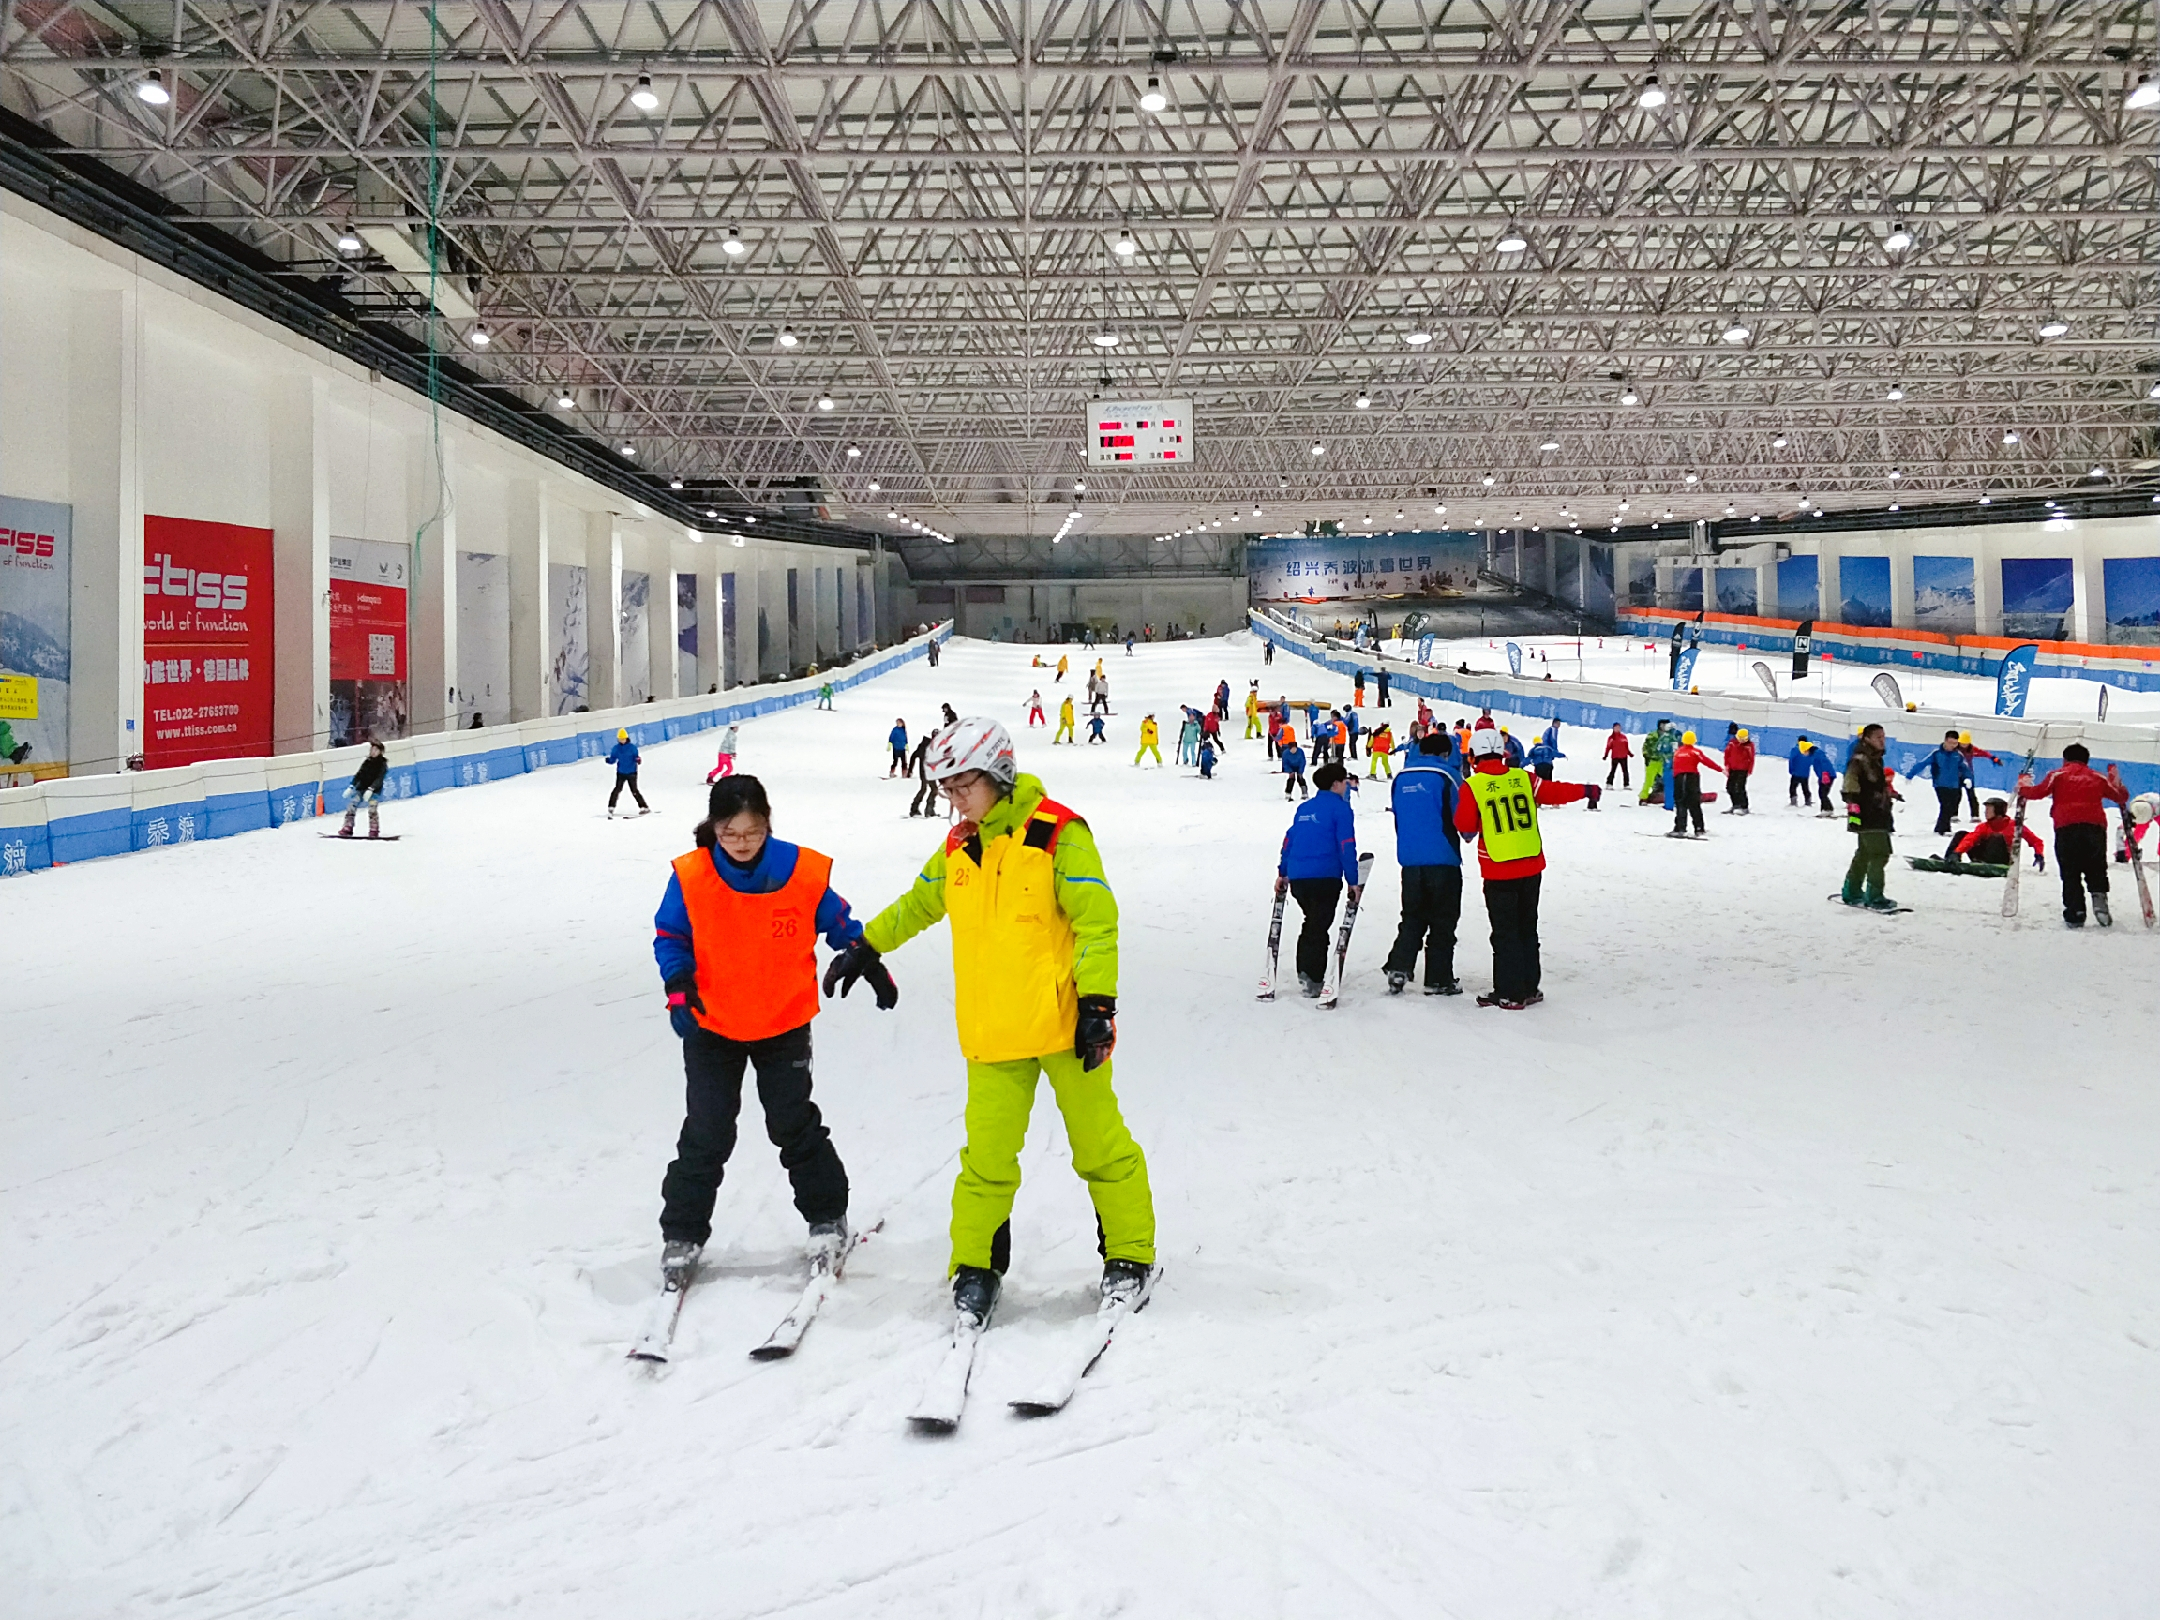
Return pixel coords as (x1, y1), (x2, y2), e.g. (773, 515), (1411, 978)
(908, 1415), (960, 1436)
(627, 1347), (670, 1366)
(1008, 1399), (1065, 1419)
(746, 1343), (796, 1362)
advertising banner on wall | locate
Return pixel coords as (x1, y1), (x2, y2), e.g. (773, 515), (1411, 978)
(1246, 533), (1484, 602)
(329, 537), (409, 743)
(142, 515), (275, 768)
(1, 494), (71, 782)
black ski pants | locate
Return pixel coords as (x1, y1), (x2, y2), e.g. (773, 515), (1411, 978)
(1671, 773), (1705, 835)
(1790, 774), (1811, 806)
(1483, 874), (1543, 1001)
(2055, 822), (2110, 924)
(1385, 864), (1461, 988)
(1728, 770), (1750, 812)
(1289, 876), (1342, 985)
(1283, 771), (1308, 798)
(1605, 756), (1630, 787)
(1934, 787), (1962, 835)
(660, 1022), (847, 1244)
(910, 775), (941, 816)
(1376, 673), (1390, 707)
(609, 771), (649, 810)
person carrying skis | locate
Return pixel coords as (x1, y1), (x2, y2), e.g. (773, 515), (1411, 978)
(706, 723), (740, 784)
(854, 719), (1155, 1325)
(1946, 797), (2045, 869)
(908, 731), (942, 818)
(1280, 735), (1310, 800)
(1526, 722), (1563, 783)
(1666, 730), (1725, 838)
(338, 740), (390, 838)
(887, 718), (910, 777)
(1342, 706), (1362, 761)
(1367, 721), (1396, 779)
(1638, 719), (1674, 805)
(1025, 690), (1046, 728)
(1912, 729), (1971, 835)
(1452, 718), (1596, 1009)
(1055, 694), (1076, 745)
(1134, 714), (1163, 767)
(606, 727), (651, 815)
(1722, 726), (1756, 813)
(1602, 724), (1631, 788)
(1957, 732), (2000, 820)
(652, 775), (895, 1286)
(1787, 736), (1816, 806)
(1383, 732), (1464, 996)
(1837, 723), (1902, 911)
(2018, 742), (2130, 927)
(1278, 760), (1361, 997)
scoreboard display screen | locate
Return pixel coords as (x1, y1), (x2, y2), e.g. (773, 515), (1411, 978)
(1086, 398), (1194, 467)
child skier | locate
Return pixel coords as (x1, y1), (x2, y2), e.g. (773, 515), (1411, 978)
(1452, 719), (1596, 1008)
(1383, 732), (1463, 996)
(1666, 731), (1724, 838)
(1957, 732), (2001, 820)
(705, 723), (740, 784)
(1025, 690), (1046, 728)
(1198, 736), (1218, 779)
(1638, 720), (1674, 805)
(1787, 736), (1816, 806)
(1813, 744), (1840, 818)
(1722, 727), (1755, 813)
(1134, 714), (1162, 767)
(1087, 712), (1107, 745)
(606, 727), (651, 815)
(887, 718), (909, 776)
(1602, 724), (1631, 788)
(853, 719), (1155, 1324)
(1278, 761), (1361, 997)
(338, 740), (390, 838)
(651, 775), (896, 1286)
(816, 680), (835, 711)
(1280, 736), (1310, 799)
(2018, 742), (2130, 927)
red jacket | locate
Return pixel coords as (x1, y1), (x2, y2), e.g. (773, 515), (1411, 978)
(1724, 739), (1756, 772)
(1603, 731), (1631, 760)
(1671, 744), (1725, 776)
(2019, 763), (2127, 829)
(1453, 759), (1592, 879)
(1953, 816), (2045, 860)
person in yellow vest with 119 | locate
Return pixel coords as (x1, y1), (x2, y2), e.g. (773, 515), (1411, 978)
(1452, 717), (1598, 1010)
(840, 718), (1157, 1331)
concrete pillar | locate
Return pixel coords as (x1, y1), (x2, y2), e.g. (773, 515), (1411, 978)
(1813, 538), (1844, 623)
(267, 372), (330, 754)
(506, 477), (550, 721)
(1973, 539), (2001, 638)
(66, 287), (144, 774)
(695, 542), (722, 693)
(2070, 533), (2098, 644)
(585, 511), (621, 709)
(407, 425), (459, 731)
(647, 531), (680, 701)
(1888, 539), (1914, 631)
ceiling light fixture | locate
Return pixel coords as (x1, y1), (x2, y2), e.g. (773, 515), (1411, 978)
(1496, 225), (1527, 254)
(1889, 467), (1903, 480)
(554, 389), (575, 410)
(135, 69), (170, 106)
(619, 443), (637, 458)
(1539, 439), (1560, 451)
(1683, 471), (1700, 484)
(1721, 320), (1751, 344)
(1637, 74), (1667, 111)
(1092, 329), (1120, 348)
(1620, 388), (1639, 406)
(1888, 503), (1901, 512)
(846, 443), (861, 457)
(1886, 384), (1905, 401)
(1114, 226), (1136, 257)
(1883, 219), (1913, 254)
(467, 324), (490, 349)
(1311, 442), (1325, 456)
(1979, 493), (1992, 505)
(816, 395), (834, 411)
(630, 73), (660, 112)
(1771, 433), (1788, 448)
(1481, 473), (1495, 486)
(722, 227), (745, 256)
(1355, 392), (1371, 409)
(1404, 327), (1433, 346)
(2090, 465), (2109, 478)
(777, 326), (799, 348)
(336, 227), (363, 255)
(2003, 429), (2020, 444)
(867, 480), (880, 491)
(1139, 75), (1168, 113)
(2037, 316), (2069, 339)
(2128, 74), (2160, 111)
(669, 477), (684, 490)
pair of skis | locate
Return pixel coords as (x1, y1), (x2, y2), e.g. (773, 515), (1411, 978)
(908, 1265), (1163, 1433)
(1256, 852), (1374, 1008)
(628, 1219), (882, 1366)
(2002, 730), (2047, 920)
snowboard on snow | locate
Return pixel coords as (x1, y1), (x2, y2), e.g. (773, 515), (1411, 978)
(1907, 856), (2010, 878)
(1829, 893), (1912, 916)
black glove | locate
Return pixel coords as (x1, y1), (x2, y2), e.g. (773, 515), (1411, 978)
(822, 939), (899, 1010)
(664, 975), (705, 1039)
(1075, 994), (1117, 1072)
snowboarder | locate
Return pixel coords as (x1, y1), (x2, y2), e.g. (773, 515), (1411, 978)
(705, 723), (740, 784)
(856, 720), (1155, 1323)
(652, 775), (895, 1286)
(1946, 797), (2045, 868)
(1055, 694), (1076, 745)
(1667, 731), (1724, 838)
(887, 718), (909, 776)
(1638, 719), (1674, 805)
(1280, 736), (1310, 800)
(1452, 718), (1597, 1008)
(338, 740), (390, 838)
(2018, 742), (2130, 927)
(1134, 714), (1163, 767)
(1912, 729), (1972, 835)
(1723, 727), (1755, 813)
(606, 727), (651, 815)
(1837, 723), (1902, 911)
(1278, 761), (1361, 997)
(1383, 732), (1463, 996)
(1602, 724), (1632, 788)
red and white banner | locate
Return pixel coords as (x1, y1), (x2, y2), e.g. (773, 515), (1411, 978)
(329, 537), (409, 742)
(142, 515), (275, 767)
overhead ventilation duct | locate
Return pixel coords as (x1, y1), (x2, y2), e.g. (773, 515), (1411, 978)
(357, 226), (478, 320)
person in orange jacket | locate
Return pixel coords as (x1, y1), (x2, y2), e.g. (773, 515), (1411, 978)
(1666, 730), (1725, 838)
(1367, 721), (1396, 778)
(1451, 718), (1598, 1009)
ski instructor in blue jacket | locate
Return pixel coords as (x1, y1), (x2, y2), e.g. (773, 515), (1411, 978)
(1278, 760), (1361, 997)
(1383, 731), (1465, 996)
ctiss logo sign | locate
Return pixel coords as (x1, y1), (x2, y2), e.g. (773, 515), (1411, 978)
(143, 552), (249, 610)
(4, 529), (57, 558)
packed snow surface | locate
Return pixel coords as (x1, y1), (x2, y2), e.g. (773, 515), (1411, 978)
(6, 634), (2158, 1619)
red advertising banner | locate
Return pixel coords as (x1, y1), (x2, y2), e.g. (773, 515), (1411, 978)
(328, 537), (409, 742)
(142, 515), (275, 767)
(329, 579), (407, 681)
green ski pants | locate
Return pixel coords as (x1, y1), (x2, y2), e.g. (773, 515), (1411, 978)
(1843, 829), (1893, 903)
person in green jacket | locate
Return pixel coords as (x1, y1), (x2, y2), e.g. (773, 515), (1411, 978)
(1638, 719), (1675, 805)
(832, 716), (1156, 1328)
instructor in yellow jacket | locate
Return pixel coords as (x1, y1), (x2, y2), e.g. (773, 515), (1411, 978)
(843, 718), (1156, 1326)
(1133, 713), (1162, 766)
(1054, 693), (1076, 744)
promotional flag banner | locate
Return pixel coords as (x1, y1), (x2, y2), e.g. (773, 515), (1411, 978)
(1871, 672), (1905, 710)
(1993, 642), (2040, 717)
(1505, 641), (1523, 678)
(1792, 619), (1814, 679)
(1752, 661), (1778, 701)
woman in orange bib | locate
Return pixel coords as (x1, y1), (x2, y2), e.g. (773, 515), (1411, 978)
(651, 776), (899, 1285)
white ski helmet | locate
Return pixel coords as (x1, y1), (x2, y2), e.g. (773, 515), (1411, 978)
(1471, 726), (1508, 758)
(923, 716), (1018, 789)
(2133, 791), (2160, 826)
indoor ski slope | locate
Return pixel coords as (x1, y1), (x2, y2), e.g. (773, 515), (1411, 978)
(6, 634), (2158, 1620)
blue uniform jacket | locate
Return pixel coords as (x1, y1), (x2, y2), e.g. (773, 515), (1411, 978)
(1279, 743), (1308, 776)
(888, 724), (907, 751)
(1787, 743), (1813, 777)
(1503, 734), (1525, 767)
(654, 838), (862, 984)
(1344, 709), (1361, 737)
(1389, 757), (1463, 868)
(1280, 790), (1360, 884)
(1913, 745), (1970, 787)
(606, 739), (640, 773)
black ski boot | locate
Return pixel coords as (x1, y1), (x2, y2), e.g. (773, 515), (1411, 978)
(1425, 979), (1463, 996)
(806, 1217), (850, 1272)
(1102, 1258), (1151, 1310)
(952, 1264), (1000, 1328)
(1385, 970), (1408, 996)
(661, 1239), (702, 1284)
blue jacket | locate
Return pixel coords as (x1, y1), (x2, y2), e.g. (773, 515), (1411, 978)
(1526, 734), (1559, 768)
(1787, 743), (1813, 777)
(888, 724), (907, 751)
(1344, 709), (1361, 737)
(654, 838), (862, 984)
(1912, 745), (1970, 788)
(1390, 756), (1462, 867)
(1280, 789), (1360, 884)
(1280, 743), (1308, 776)
(1502, 734), (1525, 768)
(606, 739), (640, 773)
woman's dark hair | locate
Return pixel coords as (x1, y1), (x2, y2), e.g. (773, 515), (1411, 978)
(696, 774), (773, 848)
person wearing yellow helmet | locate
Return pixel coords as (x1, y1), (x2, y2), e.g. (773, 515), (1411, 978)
(1956, 729), (2001, 821)
(1722, 723), (1756, 813)
(606, 726), (650, 816)
(1666, 730), (1725, 837)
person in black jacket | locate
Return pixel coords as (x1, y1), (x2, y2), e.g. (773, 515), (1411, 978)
(339, 741), (389, 839)
(906, 731), (941, 818)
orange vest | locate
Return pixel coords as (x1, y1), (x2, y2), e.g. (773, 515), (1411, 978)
(671, 845), (831, 1040)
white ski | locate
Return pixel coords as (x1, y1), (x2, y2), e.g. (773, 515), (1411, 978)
(1009, 1265), (1163, 1418)
(2003, 728), (2047, 920)
(1318, 852), (1375, 1009)
(908, 1312), (989, 1433)
(1257, 876), (1288, 1000)
(749, 1219), (883, 1361)
(628, 1269), (695, 1364)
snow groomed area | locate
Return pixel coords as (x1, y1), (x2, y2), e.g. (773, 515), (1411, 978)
(7, 633), (2159, 1618)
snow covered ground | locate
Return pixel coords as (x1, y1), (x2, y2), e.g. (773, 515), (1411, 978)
(1419, 631), (2160, 726)
(6, 633), (2159, 1619)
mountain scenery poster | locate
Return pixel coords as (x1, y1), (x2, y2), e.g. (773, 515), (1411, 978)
(1838, 555), (1892, 627)
(1911, 555), (1976, 635)
(2102, 554), (2160, 645)
(1776, 554), (1818, 621)
(2001, 557), (2073, 641)
(1715, 567), (1758, 614)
